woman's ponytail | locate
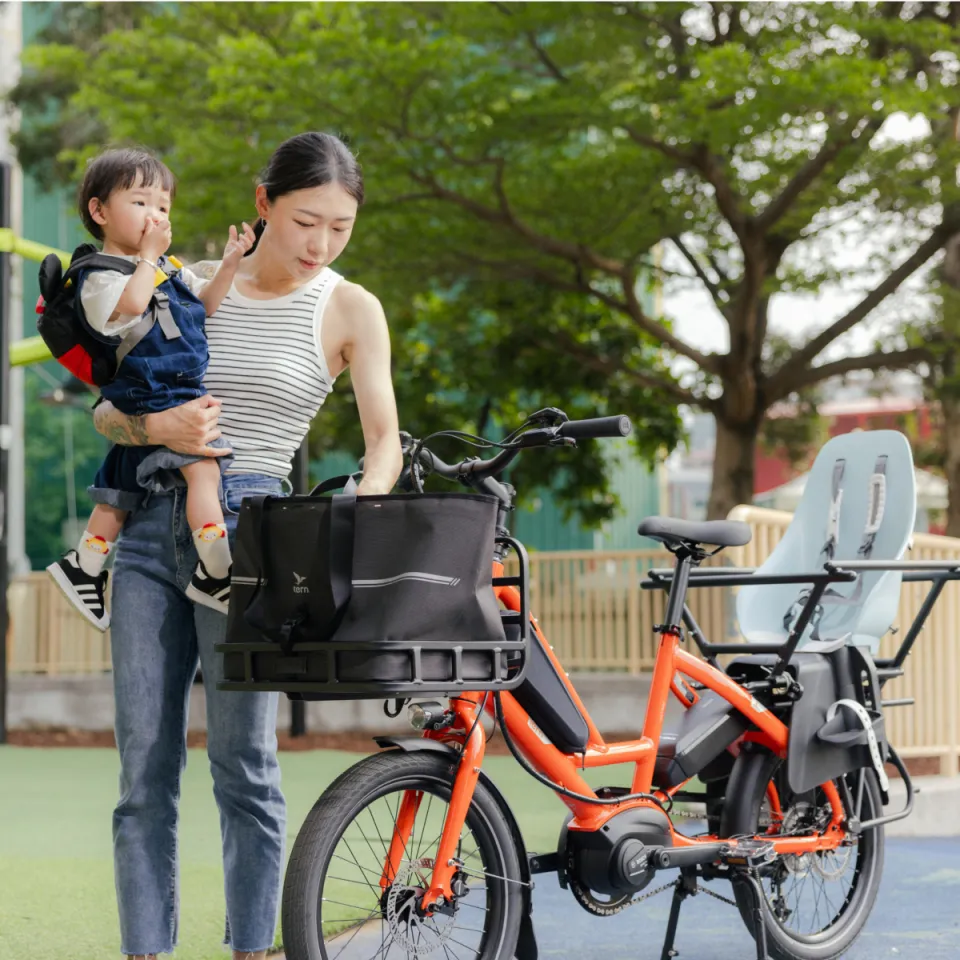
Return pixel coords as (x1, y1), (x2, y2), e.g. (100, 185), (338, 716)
(244, 217), (266, 257)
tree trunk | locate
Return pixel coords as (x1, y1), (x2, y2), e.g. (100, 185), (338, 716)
(942, 392), (960, 537)
(706, 415), (759, 520)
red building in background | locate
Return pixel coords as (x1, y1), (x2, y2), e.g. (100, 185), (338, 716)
(754, 396), (937, 496)
(754, 396), (943, 533)
(668, 376), (940, 524)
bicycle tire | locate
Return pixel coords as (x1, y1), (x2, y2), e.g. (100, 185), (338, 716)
(720, 744), (885, 960)
(282, 749), (524, 960)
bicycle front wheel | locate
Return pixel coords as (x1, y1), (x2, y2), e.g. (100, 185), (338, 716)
(282, 749), (524, 960)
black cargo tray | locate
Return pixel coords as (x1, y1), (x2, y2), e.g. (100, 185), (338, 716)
(215, 536), (530, 700)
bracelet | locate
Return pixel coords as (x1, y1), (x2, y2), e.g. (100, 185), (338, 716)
(136, 256), (159, 269)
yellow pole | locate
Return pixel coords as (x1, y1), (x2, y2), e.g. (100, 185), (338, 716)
(0, 228), (66, 367)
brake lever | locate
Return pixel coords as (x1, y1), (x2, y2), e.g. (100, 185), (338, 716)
(525, 406), (569, 427)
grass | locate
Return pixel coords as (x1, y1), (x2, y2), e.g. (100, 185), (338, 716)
(0, 743), (624, 960)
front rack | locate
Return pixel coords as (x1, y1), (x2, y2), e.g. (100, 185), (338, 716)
(216, 536), (531, 700)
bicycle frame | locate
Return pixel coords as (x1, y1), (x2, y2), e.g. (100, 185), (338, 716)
(382, 553), (853, 913)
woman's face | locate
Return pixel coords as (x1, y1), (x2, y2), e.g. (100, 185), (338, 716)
(256, 182), (358, 278)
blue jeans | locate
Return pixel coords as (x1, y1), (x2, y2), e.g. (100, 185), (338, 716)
(110, 472), (286, 955)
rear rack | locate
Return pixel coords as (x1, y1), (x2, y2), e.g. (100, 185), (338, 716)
(642, 560), (960, 680)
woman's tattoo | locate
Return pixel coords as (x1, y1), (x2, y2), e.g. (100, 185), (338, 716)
(95, 407), (150, 446)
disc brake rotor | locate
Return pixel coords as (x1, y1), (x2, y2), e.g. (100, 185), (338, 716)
(385, 858), (454, 957)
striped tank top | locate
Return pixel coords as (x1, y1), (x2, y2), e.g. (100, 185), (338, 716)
(203, 267), (342, 478)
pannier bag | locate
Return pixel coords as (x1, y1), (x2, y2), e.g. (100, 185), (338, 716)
(216, 477), (529, 699)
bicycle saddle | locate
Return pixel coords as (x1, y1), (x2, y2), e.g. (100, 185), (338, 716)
(637, 516), (752, 549)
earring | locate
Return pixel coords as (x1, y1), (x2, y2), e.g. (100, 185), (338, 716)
(259, 217), (267, 229)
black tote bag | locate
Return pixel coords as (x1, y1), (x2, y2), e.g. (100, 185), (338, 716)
(221, 480), (513, 695)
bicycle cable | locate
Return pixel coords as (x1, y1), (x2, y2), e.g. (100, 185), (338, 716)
(492, 693), (669, 811)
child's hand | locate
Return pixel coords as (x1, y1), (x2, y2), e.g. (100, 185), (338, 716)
(140, 218), (172, 263)
(221, 222), (256, 270)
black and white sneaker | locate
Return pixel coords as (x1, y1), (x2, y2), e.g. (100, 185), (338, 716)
(46, 550), (110, 632)
(185, 560), (231, 614)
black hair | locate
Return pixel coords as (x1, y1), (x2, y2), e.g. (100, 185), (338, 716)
(78, 148), (176, 241)
(249, 132), (363, 252)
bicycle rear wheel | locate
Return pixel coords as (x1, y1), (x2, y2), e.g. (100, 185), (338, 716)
(720, 745), (885, 960)
(282, 749), (524, 960)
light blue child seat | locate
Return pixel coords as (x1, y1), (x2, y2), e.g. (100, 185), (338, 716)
(736, 430), (916, 655)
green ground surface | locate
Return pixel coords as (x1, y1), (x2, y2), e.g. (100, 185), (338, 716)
(0, 745), (622, 960)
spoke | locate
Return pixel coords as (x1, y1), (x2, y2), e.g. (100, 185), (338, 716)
(328, 875), (386, 888)
(333, 853), (387, 884)
(416, 792), (436, 860)
(440, 939), (460, 960)
(391, 792), (416, 871)
(811, 874), (826, 933)
(453, 898), (488, 911)
(323, 897), (380, 912)
(820, 878), (840, 921)
(445, 934), (484, 953)
(341, 836), (382, 899)
(428, 919), (469, 960)
(358, 806), (391, 884)
(328, 905), (382, 960)
(367, 800), (392, 861)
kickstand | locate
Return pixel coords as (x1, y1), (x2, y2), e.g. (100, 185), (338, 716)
(737, 871), (772, 960)
(659, 869), (698, 960)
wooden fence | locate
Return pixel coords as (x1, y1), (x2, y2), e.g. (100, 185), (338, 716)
(7, 506), (959, 774)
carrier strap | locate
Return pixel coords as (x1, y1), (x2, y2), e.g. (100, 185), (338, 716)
(824, 698), (889, 793)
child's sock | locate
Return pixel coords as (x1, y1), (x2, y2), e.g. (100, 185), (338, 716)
(192, 523), (231, 579)
(75, 530), (115, 577)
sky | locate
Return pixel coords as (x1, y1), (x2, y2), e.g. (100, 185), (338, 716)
(662, 113), (947, 369)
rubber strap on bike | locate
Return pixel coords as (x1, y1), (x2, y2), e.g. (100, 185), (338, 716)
(825, 698), (889, 793)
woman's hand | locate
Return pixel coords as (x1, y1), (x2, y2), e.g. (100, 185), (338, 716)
(94, 396), (231, 456)
(146, 396), (233, 456)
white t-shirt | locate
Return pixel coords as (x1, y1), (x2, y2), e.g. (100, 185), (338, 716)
(78, 254), (208, 336)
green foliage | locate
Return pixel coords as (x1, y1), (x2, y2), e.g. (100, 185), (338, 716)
(10, 2), (960, 516)
(22, 370), (107, 569)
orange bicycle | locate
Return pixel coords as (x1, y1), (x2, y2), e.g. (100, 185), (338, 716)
(250, 410), (935, 960)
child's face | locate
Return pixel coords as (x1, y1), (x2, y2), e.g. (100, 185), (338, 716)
(256, 182), (358, 279)
(89, 172), (173, 252)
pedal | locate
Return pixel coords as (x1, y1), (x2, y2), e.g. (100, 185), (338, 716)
(721, 839), (776, 870)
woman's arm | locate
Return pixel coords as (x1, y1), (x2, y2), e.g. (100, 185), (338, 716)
(342, 288), (403, 496)
(93, 396), (232, 457)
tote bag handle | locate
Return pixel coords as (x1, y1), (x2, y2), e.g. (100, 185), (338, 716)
(241, 488), (358, 653)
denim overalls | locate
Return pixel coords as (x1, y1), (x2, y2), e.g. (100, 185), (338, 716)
(79, 263), (229, 510)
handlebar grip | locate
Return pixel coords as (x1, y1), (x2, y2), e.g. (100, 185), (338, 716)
(557, 415), (632, 440)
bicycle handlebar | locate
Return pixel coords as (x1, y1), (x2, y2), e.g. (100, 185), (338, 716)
(399, 410), (633, 495)
(557, 415), (632, 440)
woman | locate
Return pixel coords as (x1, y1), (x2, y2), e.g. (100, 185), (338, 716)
(93, 131), (403, 960)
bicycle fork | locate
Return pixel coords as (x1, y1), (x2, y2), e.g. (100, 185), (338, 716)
(378, 693), (487, 912)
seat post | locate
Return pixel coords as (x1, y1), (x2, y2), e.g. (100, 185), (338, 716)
(664, 548), (697, 631)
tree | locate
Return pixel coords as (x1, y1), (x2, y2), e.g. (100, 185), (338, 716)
(22, 371), (107, 569)
(11, 2), (960, 517)
(9, 2), (685, 526)
(917, 232), (960, 535)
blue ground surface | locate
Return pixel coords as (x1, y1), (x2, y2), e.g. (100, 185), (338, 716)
(525, 837), (960, 958)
